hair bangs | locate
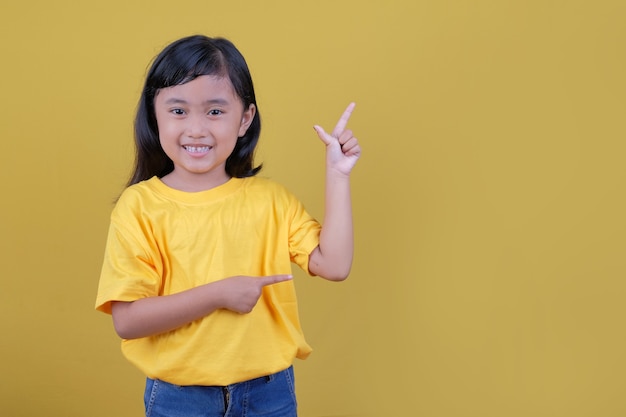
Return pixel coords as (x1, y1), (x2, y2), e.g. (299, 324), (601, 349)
(152, 42), (227, 89)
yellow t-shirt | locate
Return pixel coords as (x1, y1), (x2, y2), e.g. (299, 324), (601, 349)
(95, 176), (321, 385)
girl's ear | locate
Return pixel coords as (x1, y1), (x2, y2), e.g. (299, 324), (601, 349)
(238, 104), (256, 137)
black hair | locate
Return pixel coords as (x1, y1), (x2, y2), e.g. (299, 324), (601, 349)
(127, 35), (262, 186)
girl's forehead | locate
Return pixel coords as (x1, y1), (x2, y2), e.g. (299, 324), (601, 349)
(157, 75), (238, 101)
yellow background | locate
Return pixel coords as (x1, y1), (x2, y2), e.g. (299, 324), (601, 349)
(1, 1), (625, 416)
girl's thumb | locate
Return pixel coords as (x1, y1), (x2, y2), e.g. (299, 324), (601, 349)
(313, 125), (333, 145)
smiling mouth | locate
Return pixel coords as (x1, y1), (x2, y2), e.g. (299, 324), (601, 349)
(183, 145), (212, 153)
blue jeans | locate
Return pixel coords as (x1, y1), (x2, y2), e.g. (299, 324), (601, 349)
(144, 366), (297, 417)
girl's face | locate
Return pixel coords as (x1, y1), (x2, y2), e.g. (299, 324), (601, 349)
(154, 74), (255, 191)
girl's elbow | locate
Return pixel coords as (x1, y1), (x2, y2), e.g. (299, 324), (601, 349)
(324, 273), (350, 282)
(318, 266), (351, 282)
(309, 250), (352, 281)
(111, 302), (138, 339)
(114, 326), (132, 340)
(112, 315), (134, 339)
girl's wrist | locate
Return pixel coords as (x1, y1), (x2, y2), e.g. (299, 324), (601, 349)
(326, 167), (352, 181)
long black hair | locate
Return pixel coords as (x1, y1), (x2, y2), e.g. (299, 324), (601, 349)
(127, 35), (262, 186)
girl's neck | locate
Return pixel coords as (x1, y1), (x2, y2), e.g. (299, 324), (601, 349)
(160, 171), (231, 192)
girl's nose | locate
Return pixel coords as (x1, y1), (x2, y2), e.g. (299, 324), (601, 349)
(186, 116), (209, 138)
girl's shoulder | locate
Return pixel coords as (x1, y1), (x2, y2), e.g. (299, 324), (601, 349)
(243, 175), (285, 190)
(116, 177), (161, 204)
(240, 177), (310, 215)
(241, 176), (296, 199)
(111, 177), (170, 220)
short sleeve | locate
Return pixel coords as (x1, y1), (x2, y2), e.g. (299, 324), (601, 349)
(287, 194), (321, 275)
(95, 193), (163, 314)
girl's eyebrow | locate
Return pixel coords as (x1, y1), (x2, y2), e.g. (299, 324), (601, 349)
(163, 97), (231, 105)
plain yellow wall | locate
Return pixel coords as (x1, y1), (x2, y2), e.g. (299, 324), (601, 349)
(1, 1), (625, 416)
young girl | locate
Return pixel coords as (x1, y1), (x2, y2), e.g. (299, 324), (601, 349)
(95, 35), (360, 417)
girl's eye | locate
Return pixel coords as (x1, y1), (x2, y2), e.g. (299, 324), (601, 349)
(208, 109), (223, 116)
(172, 108), (185, 115)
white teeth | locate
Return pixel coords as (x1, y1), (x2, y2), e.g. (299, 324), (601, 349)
(184, 146), (211, 153)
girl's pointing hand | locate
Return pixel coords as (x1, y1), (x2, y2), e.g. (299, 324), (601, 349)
(217, 275), (293, 314)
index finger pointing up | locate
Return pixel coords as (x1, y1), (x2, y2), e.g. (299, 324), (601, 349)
(331, 102), (356, 138)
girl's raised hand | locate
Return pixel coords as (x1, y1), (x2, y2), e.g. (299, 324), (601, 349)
(313, 102), (361, 176)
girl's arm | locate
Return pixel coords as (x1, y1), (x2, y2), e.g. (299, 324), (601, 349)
(111, 274), (292, 339)
(308, 103), (361, 281)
